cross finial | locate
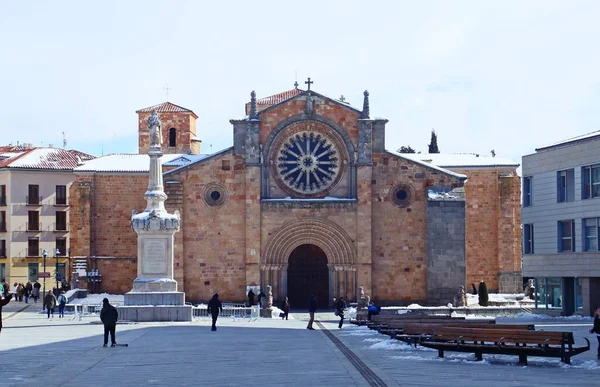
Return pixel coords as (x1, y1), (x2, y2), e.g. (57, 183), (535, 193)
(163, 84), (172, 101)
(294, 81), (299, 89)
(339, 95), (346, 102)
(305, 77), (313, 91)
(361, 90), (370, 119)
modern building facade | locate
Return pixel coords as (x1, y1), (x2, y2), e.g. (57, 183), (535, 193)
(0, 145), (94, 287)
(522, 131), (600, 316)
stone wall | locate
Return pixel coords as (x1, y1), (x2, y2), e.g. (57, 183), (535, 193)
(371, 153), (463, 304)
(451, 168), (522, 292)
(426, 200), (466, 306)
(91, 257), (137, 294)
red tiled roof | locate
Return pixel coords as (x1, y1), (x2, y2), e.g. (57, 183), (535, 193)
(256, 88), (303, 105)
(136, 102), (198, 118)
(0, 148), (95, 170)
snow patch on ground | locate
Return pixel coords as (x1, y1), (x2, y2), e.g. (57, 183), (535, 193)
(511, 312), (593, 321)
(366, 339), (409, 351)
(69, 293), (124, 305)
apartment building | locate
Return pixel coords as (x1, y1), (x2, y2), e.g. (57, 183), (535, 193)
(0, 145), (94, 287)
(522, 131), (600, 316)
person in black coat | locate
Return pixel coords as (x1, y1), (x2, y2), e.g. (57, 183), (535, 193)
(590, 307), (600, 359)
(335, 296), (346, 329)
(281, 297), (291, 320)
(247, 289), (255, 307)
(100, 298), (119, 347)
(307, 295), (317, 330)
(257, 290), (266, 308)
(0, 294), (13, 334)
(207, 293), (223, 331)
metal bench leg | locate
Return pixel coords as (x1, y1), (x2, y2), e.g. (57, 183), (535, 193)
(563, 356), (571, 365)
(475, 352), (483, 361)
(438, 349), (444, 358)
(518, 354), (527, 365)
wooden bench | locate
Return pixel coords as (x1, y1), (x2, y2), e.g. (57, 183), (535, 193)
(366, 315), (464, 329)
(419, 327), (590, 365)
(396, 323), (534, 347)
(375, 318), (475, 336)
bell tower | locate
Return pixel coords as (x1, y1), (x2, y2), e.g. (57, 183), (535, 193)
(136, 102), (201, 155)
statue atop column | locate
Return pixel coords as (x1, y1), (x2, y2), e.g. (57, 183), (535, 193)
(149, 110), (162, 147)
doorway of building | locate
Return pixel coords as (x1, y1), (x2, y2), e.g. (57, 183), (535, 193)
(287, 244), (329, 309)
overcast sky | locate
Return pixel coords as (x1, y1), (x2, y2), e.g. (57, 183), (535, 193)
(1, 1), (599, 169)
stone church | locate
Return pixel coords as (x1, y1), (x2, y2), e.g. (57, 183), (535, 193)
(70, 82), (522, 307)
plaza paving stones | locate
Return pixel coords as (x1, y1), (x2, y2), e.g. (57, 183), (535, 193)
(1, 307), (599, 386)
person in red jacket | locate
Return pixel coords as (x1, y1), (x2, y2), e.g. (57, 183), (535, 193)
(0, 294), (13, 334)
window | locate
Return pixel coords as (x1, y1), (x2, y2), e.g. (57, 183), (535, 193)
(169, 128), (177, 147)
(27, 237), (39, 257)
(558, 220), (576, 252)
(523, 224), (534, 254)
(56, 185), (67, 205)
(28, 211), (39, 231)
(1, 262), (5, 281)
(28, 263), (38, 282)
(584, 217), (599, 251)
(523, 176), (532, 207)
(0, 184), (6, 206)
(55, 211), (67, 231)
(55, 237), (66, 256)
(582, 164), (600, 199)
(0, 210), (5, 231)
(28, 184), (40, 205)
(0, 240), (6, 257)
(557, 169), (574, 202)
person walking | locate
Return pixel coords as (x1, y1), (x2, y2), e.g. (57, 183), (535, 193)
(281, 297), (291, 320)
(16, 283), (23, 302)
(23, 285), (30, 304)
(247, 288), (255, 307)
(335, 296), (346, 329)
(32, 281), (41, 303)
(44, 290), (57, 318)
(307, 295), (317, 330)
(590, 307), (600, 359)
(57, 291), (67, 318)
(207, 293), (223, 331)
(0, 293), (13, 335)
(100, 298), (119, 347)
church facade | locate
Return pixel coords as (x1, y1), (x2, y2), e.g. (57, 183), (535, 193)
(70, 84), (522, 306)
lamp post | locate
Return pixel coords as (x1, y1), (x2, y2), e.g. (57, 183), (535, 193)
(55, 248), (60, 292)
(67, 247), (71, 287)
(42, 249), (47, 307)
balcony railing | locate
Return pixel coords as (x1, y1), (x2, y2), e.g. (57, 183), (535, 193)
(26, 222), (41, 232)
(0, 222), (6, 232)
(26, 196), (42, 206)
(27, 248), (39, 257)
(54, 222), (68, 232)
(0, 197), (6, 206)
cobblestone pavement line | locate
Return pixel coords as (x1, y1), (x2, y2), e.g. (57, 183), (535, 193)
(316, 321), (389, 387)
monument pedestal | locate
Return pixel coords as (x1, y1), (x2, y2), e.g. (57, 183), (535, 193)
(122, 110), (191, 322)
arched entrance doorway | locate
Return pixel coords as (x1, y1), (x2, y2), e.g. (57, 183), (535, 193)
(287, 244), (329, 309)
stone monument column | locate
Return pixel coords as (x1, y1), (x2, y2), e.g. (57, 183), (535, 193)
(121, 111), (190, 320)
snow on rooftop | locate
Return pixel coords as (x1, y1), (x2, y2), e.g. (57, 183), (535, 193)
(75, 153), (207, 172)
(536, 130), (600, 151)
(386, 150), (467, 179)
(399, 153), (519, 168)
(1, 148), (94, 170)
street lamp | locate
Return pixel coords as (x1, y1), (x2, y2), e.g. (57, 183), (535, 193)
(42, 249), (47, 307)
(67, 247), (71, 287)
(55, 248), (60, 292)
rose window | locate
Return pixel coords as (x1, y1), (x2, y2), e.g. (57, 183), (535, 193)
(275, 131), (341, 196)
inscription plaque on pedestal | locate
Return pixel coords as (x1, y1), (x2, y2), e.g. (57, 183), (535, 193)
(142, 239), (167, 274)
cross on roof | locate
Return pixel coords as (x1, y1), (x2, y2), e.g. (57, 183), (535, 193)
(339, 95), (345, 102)
(305, 77), (313, 91)
(294, 81), (299, 89)
(163, 84), (171, 101)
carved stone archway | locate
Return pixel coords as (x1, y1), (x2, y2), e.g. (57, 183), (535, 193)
(261, 218), (358, 304)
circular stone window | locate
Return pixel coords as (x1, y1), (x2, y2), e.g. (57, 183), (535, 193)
(269, 121), (348, 198)
(390, 184), (414, 207)
(203, 183), (227, 207)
